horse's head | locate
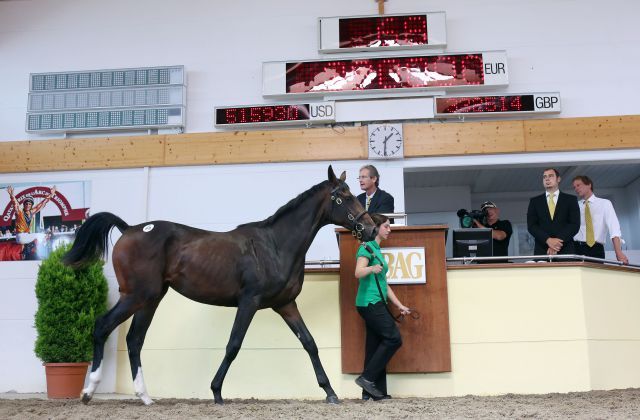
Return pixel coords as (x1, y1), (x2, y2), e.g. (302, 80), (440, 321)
(327, 165), (377, 242)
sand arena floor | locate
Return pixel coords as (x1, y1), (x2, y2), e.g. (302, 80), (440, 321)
(2, 388), (640, 419)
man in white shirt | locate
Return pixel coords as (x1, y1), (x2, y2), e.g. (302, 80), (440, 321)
(572, 175), (629, 264)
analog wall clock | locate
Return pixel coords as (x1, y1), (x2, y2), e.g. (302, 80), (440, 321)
(367, 123), (403, 159)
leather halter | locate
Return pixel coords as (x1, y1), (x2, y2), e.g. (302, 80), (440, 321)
(330, 185), (366, 239)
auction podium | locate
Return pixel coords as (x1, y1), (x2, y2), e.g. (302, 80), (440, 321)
(337, 225), (451, 373)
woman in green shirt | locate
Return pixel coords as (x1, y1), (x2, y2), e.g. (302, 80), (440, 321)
(354, 213), (410, 401)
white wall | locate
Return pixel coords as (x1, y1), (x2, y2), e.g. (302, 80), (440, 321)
(1, 0), (640, 141)
(1, 0), (640, 394)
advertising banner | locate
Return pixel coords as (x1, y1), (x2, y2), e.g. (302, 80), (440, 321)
(0, 181), (91, 261)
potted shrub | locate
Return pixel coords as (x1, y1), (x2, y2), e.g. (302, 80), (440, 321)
(34, 242), (108, 398)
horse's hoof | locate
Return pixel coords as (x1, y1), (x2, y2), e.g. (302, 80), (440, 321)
(135, 392), (154, 405)
(326, 395), (340, 404)
(214, 396), (224, 405)
(81, 393), (92, 405)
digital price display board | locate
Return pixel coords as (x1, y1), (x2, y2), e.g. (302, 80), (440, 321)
(434, 93), (561, 117)
(215, 102), (335, 128)
(263, 51), (508, 99)
(30, 66), (185, 91)
(319, 12), (446, 53)
(26, 107), (185, 133)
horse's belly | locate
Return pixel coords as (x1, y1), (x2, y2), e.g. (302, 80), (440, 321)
(169, 281), (239, 307)
(166, 264), (241, 307)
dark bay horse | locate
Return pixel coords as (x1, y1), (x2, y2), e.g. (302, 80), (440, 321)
(63, 166), (376, 405)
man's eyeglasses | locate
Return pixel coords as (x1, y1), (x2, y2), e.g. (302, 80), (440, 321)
(357, 176), (370, 180)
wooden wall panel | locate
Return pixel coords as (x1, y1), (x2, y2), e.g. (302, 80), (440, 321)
(404, 120), (525, 156)
(0, 136), (165, 173)
(2, 115), (640, 173)
(165, 127), (366, 166)
(525, 115), (640, 152)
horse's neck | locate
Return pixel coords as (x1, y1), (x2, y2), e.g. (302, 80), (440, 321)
(269, 194), (327, 261)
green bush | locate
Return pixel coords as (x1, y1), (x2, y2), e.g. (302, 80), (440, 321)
(34, 242), (108, 363)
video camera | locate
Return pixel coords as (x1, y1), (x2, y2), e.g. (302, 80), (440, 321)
(456, 208), (487, 228)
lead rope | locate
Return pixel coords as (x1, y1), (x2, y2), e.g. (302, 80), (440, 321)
(361, 242), (400, 323)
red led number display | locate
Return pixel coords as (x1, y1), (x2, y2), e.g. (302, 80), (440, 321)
(286, 54), (485, 93)
(216, 105), (310, 125)
(339, 15), (427, 49)
(436, 95), (536, 114)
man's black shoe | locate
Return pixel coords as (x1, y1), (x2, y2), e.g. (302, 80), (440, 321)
(373, 394), (392, 401)
(355, 376), (384, 399)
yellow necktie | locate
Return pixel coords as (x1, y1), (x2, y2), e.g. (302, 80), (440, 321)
(585, 200), (595, 246)
(366, 196), (371, 211)
(547, 193), (556, 219)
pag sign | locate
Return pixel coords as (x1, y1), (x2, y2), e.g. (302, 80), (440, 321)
(380, 246), (426, 285)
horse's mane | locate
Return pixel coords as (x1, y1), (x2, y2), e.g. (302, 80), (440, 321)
(238, 180), (330, 228)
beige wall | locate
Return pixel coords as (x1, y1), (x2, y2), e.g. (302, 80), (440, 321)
(115, 266), (640, 399)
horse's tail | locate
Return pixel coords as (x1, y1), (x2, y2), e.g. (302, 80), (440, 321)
(63, 212), (130, 268)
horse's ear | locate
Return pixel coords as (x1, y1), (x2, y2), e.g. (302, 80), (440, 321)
(339, 171), (346, 182)
(328, 165), (338, 184)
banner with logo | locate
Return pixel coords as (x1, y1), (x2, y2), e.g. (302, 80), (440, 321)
(0, 181), (91, 261)
(381, 246), (427, 284)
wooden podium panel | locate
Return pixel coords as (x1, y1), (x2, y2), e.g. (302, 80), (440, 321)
(338, 225), (451, 373)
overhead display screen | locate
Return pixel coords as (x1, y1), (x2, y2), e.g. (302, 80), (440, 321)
(30, 66), (185, 91)
(263, 51), (508, 98)
(319, 12), (446, 53)
(215, 102), (335, 128)
(434, 93), (561, 117)
(340, 15), (427, 48)
(26, 107), (185, 132)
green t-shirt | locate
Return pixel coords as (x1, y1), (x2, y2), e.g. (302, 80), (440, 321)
(355, 240), (388, 307)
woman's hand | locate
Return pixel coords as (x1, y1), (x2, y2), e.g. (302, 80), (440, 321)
(396, 304), (411, 316)
(370, 264), (383, 274)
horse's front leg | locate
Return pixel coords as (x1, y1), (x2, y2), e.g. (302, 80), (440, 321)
(273, 300), (339, 404)
(211, 299), (258, 404)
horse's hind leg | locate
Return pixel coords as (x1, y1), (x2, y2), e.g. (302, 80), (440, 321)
(126, 291), (166, 406)
(82, 295), (140, 404)
(211, 300), (258, 404)
(273, 301), (339, 404)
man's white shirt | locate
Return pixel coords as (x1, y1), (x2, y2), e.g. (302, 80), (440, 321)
(573, 194), (622, 245)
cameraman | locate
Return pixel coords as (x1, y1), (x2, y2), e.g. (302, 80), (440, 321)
(473, 201), (513, 258)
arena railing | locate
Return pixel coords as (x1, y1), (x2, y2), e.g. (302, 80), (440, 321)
(447, 254), (640, 269)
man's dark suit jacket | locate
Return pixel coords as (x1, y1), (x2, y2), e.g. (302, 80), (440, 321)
(357, 188), (394, 214)
(527, 191), (580, 255)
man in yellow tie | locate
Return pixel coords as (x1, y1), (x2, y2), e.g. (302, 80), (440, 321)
(572, 176), (629, 264)
(527, 168), (580, 256)
(357, 165), (394, 215)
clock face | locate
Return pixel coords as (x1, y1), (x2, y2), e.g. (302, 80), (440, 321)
(368, 124), (403, 158)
